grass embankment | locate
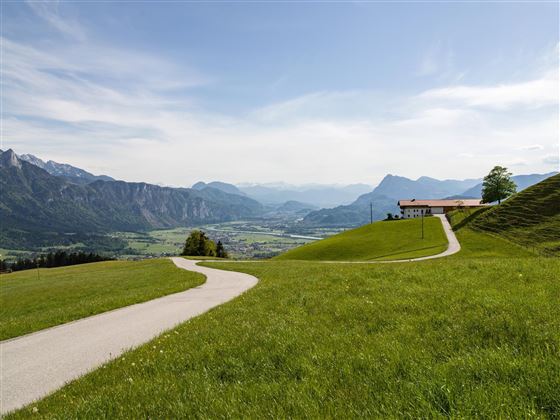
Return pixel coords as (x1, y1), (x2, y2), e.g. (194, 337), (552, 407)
(0, 259), (204, 340)
(447, 209), (535, 258)
(276, 217), (448, 261)
(11, 258), (559, 418)
(470, 174), (559, 256)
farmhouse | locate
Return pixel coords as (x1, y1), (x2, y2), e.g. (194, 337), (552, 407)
(398, 199), (485, 219)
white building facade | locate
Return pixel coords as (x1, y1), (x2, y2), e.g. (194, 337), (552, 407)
(398, 199), (485, 219)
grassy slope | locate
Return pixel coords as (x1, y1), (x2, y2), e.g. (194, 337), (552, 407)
(0, 259), (204, 340)
(11, 259), (559, 418)
(276, 217), (448, 261)
(447, 209), (535, 258)
(470, 173), (560, 256)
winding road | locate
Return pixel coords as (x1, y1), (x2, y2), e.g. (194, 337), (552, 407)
(0, 215), (459, 414)
(0, 258), (258, 415)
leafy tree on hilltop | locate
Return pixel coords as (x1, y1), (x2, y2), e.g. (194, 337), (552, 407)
(182, 230), (216, 257)
(482, 166), (517, 204)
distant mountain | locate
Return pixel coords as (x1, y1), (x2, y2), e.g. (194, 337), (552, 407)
(302, 172), (555, 228)
(460, 172), (558, 198)
(303, 174), (480, 227)
(18, 153), (115, 185)
(192, 181), (247, 197)
(303, 193), (397, 227)
(276, 200), (318, 212)
(371, 174), (481, 200)
(1, 150), (263, 249)
(238, 183), (372, 208)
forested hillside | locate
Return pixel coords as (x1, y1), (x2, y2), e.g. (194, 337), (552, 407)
(0, 150), (263, 249)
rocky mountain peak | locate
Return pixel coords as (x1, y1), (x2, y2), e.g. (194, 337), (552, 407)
(0, 149), (22, 169)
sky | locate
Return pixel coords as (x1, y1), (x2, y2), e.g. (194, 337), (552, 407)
(1, 1), (559, 187)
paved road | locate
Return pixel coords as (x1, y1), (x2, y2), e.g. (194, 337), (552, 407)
(383, 214), (461, 262)
(0, 258), (258, 415)
(1, 216), (459, 414)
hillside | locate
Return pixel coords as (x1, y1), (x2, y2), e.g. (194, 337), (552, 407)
(16, 257), (560, 418)
(468, 173), (560, 256)
(276, 217), (447, 261)
(0, 150), (263, 249)
(460, 172), (558, 198)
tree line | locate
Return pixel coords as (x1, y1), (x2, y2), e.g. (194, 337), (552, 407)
(0, 250), (113, 273)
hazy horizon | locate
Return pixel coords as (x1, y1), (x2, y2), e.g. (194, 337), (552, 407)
(2, 2), (559, 186)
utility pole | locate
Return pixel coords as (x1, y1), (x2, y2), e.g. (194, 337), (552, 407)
(421, 210), (424, 239)
(370, 202), (373, 224)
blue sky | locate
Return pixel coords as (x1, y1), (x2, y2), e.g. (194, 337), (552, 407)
(2, 1), (559, 186)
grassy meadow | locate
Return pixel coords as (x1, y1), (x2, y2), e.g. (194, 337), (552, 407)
(0, 259), (204, 340)
(470, 173), (560, 256)
(276, 217), (447, 261)
(9, 257), (559, 418)
(447, 209), (535, 258)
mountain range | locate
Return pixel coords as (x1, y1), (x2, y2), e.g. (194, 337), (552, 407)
(18, 153), (115, 185)
(4, 149), (556, 247)
(1, 150), (262, 249)
(236, 183), (372, 208)
(303, 172), (558, 227)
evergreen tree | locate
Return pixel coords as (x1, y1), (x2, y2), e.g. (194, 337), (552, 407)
(216, 241), (228, 258)
(482, 166), (517, 204)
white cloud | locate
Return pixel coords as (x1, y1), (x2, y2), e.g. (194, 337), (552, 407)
(2, 33), (559, 186)
(518, 144), (544, 151)
(418, 70), (558, 110)
(543, 154), (560, 166)
(26, 1), (86, 40)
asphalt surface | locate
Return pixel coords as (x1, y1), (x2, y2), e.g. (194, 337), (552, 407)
(0, 258), (258, 415)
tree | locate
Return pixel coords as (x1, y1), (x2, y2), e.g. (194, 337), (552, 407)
(182, 230), (216, 257)
(215, 241), (228, 258)
(481, 166), (517, 204)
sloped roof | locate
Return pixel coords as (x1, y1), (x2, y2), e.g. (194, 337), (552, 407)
(398, 199), (484, 208)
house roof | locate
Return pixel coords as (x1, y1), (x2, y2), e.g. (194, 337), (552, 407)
(398, 199), (484, 208)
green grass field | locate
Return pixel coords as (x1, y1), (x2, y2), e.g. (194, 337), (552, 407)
(470, 173), (560, 256)
(10, 258), (559, 418)
(447, 209), (535, 258)
(0, 259), (204, 340)
(276, 217), (448, 261)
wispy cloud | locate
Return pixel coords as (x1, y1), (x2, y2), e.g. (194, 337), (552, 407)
(518, 144), (544, 151)
(26, 0), (86, 40)
(418, 70), (558, 110)
(543, 154), (559, 166)
(2, 15), (558, 185)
